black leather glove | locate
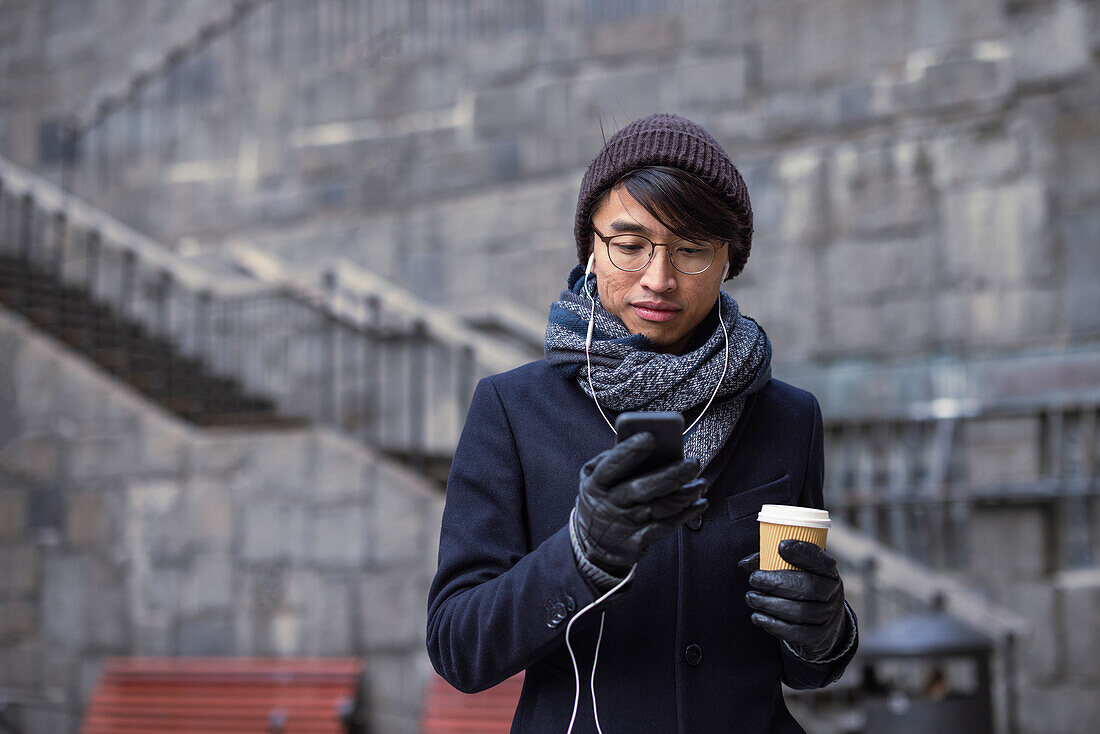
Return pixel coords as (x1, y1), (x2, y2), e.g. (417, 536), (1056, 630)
(573, 432), (708, 575)
(739, 539), (850, 661)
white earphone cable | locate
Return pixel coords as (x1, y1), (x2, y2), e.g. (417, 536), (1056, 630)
(565, 565), (636, 734)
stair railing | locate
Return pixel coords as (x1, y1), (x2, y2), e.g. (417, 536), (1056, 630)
(0, 155), (526, 473)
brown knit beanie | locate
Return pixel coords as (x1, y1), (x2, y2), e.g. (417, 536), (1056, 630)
(574, 113), (753, 279)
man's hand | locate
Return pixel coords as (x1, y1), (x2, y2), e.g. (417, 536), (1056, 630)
(739, 539), (850, 661)
(573, 432), (708, 575)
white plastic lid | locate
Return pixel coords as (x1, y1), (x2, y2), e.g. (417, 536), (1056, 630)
(757, 504), (832, 528)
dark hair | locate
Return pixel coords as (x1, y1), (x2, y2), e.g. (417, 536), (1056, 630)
(589, 165), (749, 273)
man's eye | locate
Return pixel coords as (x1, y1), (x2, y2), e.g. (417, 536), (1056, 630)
(675, 245), (709, 257)
(612, 241), (647, 254)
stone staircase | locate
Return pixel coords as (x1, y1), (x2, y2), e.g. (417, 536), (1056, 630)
(0, 252), (292, 428)
(0, 153), (532, 484)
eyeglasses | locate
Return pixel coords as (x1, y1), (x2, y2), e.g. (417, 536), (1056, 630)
(591, 224), (726, 275)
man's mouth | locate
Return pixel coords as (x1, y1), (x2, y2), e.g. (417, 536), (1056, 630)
(631, 301), (681, 323)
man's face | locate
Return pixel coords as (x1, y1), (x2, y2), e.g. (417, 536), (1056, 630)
(589, 185), (727, 355)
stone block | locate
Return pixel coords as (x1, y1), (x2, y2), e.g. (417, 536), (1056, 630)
(459, 35), (535, 86)
(738, 159), (783, 235)
(240, 501), (306, 563)
(357, 571), (427, 649)
(19, 707), (73, 734)
(371, 464), (433, 567)
(0, 489), (26, 541)
(824, 302), (884, 354)
(933, 290), (974, 345)
(740, 238), (823, 360)
(472, 84), (538, 138)
(569, 66), (676, 125)
(127, 479), (189, 564)
(681, 6), (753, 53)
(827, 138), (936, 237)
(1058, 130), (1100, 211)
(842, 0), (910, 71)
(11, 343), (59, 419)
(1062, 209), (1100, 336)
(824, 236), (936, 304)
(1060, 579), (1100, 684)
(133, 615), (174, 656)
(181, 551), (235, 616)
(191, 432), (252, 475)
(184, 478), (234, 551)
(0, 546), (38, 597)
(298, 574), (352, 656)
(177, 617), (235, 656)
(1010, 0), (1091, 85)
(136, 417), (190, 475)
(234, 566), (294, 655)
(269, 609), (302, 656)
(309, 432), (368, 502)
(754, 1), (818, 91)
(582, 14), (680, 61)
(88, 561), (127, 650)
(775, 147), (828, 243)
(1018, 683), (1099, 734)
(0, 600), (36, 640)
(677, 55), (749, 110)
(248, 432), (313, 495)
(137, 563), (182, 621)
(64, 489), (112, 547)
(1000, 582), (1061, 684)
(927, 128), (1024, 189)
(940, 179), (1051, 287)
(0, 434), (60, 482)
(907, 0), (1007, 48)
(758, 90), (829, 139)
(41, 555), (87, 648)
(966, 504), (1049, 584)
(825, 292), (936, 356)
(69, 431), (141, 482)
(0, 640), (48, 688)
(307, 504), (368, 567)
(963, 416), (1042, 485)
(361, 649), (428, 734)
(968, 286), (1063, 348)
(892, 50), (1011, 113)
(829, 82), (892, 126)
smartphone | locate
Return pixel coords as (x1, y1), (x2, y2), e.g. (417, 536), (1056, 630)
(615, 411), (684, 475)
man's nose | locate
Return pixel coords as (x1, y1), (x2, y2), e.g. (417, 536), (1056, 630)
(640, 246), (678, 292)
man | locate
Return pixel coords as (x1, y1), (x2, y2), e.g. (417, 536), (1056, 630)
(427, 113), (857, 733)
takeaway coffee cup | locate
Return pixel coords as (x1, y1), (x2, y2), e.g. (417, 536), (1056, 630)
(757, 505), (831, 571)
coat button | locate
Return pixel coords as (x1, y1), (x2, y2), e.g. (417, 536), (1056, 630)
(684, 644), (703, 666)
(546, 601), (569, 629)
(687, 516), (703, 531)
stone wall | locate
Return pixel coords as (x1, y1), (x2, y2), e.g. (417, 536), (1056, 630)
(3, 0), (1099, 365)
(0, 306), (444, 734)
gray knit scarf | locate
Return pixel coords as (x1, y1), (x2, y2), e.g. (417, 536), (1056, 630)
(544, 264), (772, 468)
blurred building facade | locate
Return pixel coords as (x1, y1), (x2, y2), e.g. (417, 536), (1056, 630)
(1, 1), (1098, 733)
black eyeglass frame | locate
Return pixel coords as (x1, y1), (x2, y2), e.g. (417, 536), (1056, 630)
(590, 224), (728, 275)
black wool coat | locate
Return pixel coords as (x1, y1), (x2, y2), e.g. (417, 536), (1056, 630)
(426, 359), (856, 733)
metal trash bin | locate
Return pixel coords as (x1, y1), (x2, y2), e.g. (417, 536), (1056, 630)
(859, 611), (994, 734)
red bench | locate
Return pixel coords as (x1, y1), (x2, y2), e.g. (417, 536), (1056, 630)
(81, 657), (364, 734)
(420, 672), (524, 734)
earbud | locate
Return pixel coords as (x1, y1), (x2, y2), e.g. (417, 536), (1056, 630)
(585, 253), (595, 276)
(722, 261), (729, 279)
